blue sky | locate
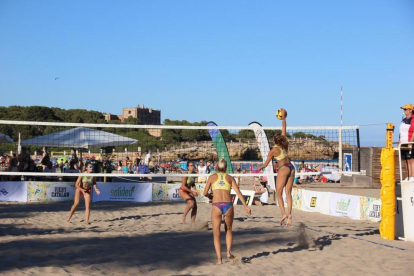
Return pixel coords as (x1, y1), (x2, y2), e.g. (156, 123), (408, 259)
(1, 0), (413, 146)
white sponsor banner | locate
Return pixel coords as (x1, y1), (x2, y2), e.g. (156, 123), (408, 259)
(401, 181), (414, 241)
(28, 181), (75, 202)
(301, 190), (331, 215)
(329, 192), (360, 220)
(46, 182), (75, 202)
(249, 122), (276, 191)
(359, 197), (381, 222)
(152, 183), (209, 203)
(0, 182), (28, 202)
(167, 184), (183, 201)
(93, 182), (152, 202)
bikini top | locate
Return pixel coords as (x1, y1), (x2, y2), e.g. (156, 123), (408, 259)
(212, 173), (232, 191)
(186, 171), (195, 185)
(273, 145), (288, 161)
(82, 176), (93, 184)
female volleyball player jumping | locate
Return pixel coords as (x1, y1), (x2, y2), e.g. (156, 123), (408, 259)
(258, 108), (295, 226)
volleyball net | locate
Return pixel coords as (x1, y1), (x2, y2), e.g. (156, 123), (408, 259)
(0, 120), (360, 184)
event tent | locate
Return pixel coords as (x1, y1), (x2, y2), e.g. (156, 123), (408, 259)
(0, 133), (14, 143)
(21, 127), (137, 148)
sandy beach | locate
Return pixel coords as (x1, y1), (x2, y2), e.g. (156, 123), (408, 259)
(1, 185), (414, 276)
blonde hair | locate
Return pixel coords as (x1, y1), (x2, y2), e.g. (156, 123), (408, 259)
(218, 159), (227, 172)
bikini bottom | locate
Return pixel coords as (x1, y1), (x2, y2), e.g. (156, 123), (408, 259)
(212, 202), (233, 214)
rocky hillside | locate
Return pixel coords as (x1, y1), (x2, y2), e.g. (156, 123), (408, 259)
(157, 137), (352, 161)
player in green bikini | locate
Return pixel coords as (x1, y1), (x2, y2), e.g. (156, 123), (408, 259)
(67, 163), (100, 224)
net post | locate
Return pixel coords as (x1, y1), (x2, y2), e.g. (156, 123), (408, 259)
(356, 128), (361, 171)
(338, 128), (343, 172)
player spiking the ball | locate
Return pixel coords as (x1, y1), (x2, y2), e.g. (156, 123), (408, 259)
(258, 108), (296, 226)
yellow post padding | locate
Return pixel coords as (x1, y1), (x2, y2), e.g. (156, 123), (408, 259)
(379, 147), (395, 240)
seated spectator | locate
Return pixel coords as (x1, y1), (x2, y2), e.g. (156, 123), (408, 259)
(43, 161), (57, 181)
(43, 161), (56, 173)
(253, 180), (269, 206)
(64, 161), (79, 181)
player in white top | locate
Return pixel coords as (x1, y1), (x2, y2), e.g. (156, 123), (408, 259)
(197, 159), (207, 183)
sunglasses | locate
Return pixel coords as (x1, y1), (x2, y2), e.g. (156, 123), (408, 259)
(88, 166), (94, 168)
(404, 108), (411, 111)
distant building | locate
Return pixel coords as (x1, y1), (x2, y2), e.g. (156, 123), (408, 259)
(104, 104), (161, 125)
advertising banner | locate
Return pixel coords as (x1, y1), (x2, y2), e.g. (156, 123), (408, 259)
(401, 181), (414, 241)
(249, 122), (276, 191)
(277, 188), (302, 209)
(93, 182), (152, 202)
(301, 190), (331, 215)
(359, 197), (381, 222)
(329, 192), (360, 220)
(28, 181), (75, 202)
(0, 182), (28, 202)
(232, 189), (255, 206)
(152, 183), (209, 203)
(343, 153), (352, 176)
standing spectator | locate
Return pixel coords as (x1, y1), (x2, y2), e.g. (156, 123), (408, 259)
(40, 147), (50, 167)
(58, 159), (65, 173)
(70, 149), (79, 166)
(135, 151), (141, 166)
(18, 146), (30, 171)
(9, 153), (18, 172)
(197, 159), (207, 183)
(0, 155), (5, 168)
(144, 150), (151, 166)
(235, 163), (242, 173)
(122, 157), (130, 174)
(206, 161), (212, 174)
(299, 161), (306, 184)
(399, 103), (414, 181)
(149, 157), (155, 173)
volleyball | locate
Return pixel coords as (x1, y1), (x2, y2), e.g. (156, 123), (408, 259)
(276, 109), (287, 120)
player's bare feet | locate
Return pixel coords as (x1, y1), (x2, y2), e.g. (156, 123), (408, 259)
(286, 215), (292, 226)
(181, 215), (186, 224)
(216, 258), (222, 265)
(280, 215), (287, 225)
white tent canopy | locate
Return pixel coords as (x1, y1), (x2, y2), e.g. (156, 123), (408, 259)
(0, 133), (14, 143)
(21, 127), (137, 148)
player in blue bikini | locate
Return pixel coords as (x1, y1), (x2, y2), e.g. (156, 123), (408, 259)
(204, 159), (251, 265)
(258, 108), (295, 226)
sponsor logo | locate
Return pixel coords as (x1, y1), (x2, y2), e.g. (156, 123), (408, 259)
(0, 189), (9, 196)
(51, 187), (70, 198)
(336, 199), (351, 212)
(369, 204), (381, 218)
(310, 197), (317, 207)
(110, 186), (136, 199)
(172, 189), (180, 198)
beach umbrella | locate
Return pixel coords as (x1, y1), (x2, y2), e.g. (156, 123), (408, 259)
(21, 127), (138, 148)
(0, 133), (14, 143)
